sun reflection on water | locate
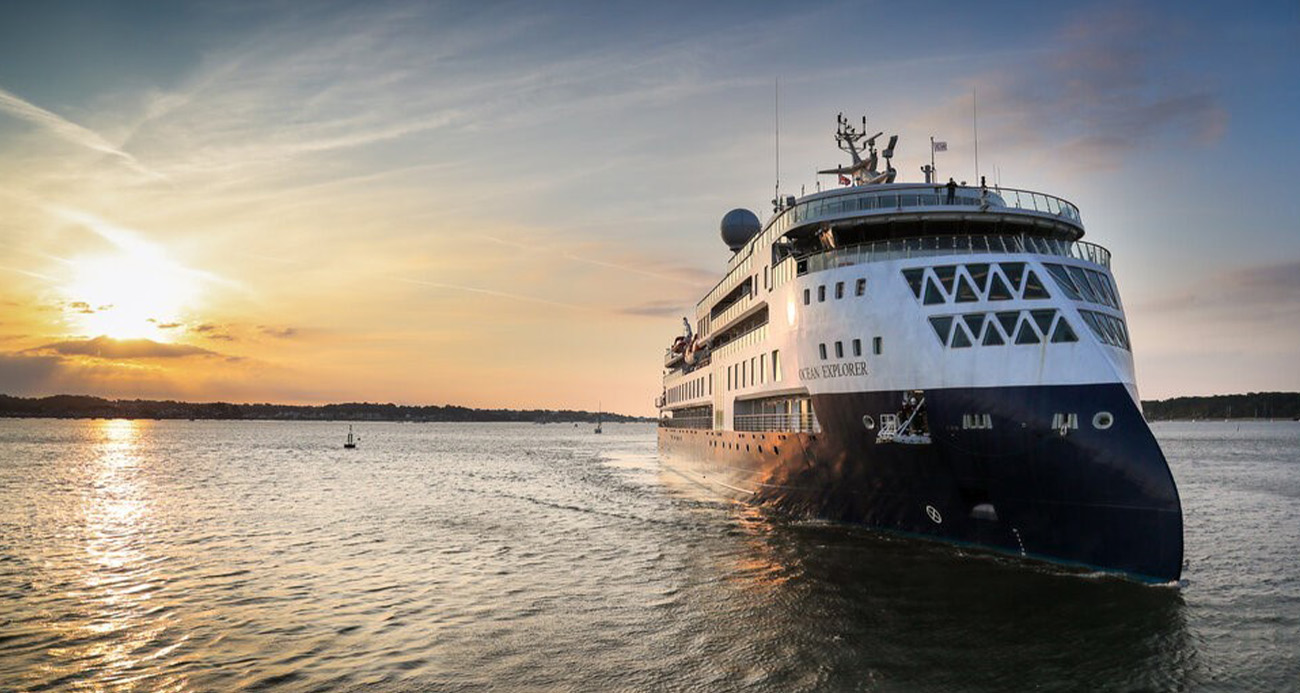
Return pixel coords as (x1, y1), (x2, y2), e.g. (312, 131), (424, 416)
(47, 419), (189, 691)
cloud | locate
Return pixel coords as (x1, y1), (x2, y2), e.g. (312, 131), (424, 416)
(621, 300), (690, 317)
(259, 326), (299, 338)
(960, 6), (1228, 170)
(1135, 260), (1300, 317)
(0, 85), (163, 180)
(31, 336), (220, 359)
(190, 322), (238, 341)
(0, 353), (66, 394)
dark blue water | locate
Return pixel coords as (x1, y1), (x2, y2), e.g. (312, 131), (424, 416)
(0, 419), (1295, 691)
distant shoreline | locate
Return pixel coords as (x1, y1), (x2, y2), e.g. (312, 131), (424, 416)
(2, 392), (1296, 424)
(1139, 392), (1299, 422)
(0, 394), (653, 423)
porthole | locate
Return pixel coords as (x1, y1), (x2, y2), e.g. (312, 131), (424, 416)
(1092, 411), (1114, 430)
(862, 415), (876, 430)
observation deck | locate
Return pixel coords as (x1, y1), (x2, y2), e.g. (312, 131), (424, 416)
(764, 184), (1085, 243)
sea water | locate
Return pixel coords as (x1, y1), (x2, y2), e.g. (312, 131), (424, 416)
(0, 419), (1296, 691)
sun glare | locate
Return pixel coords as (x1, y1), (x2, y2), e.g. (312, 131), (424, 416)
(64, 232), (202, 341)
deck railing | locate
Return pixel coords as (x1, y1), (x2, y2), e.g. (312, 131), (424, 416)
(798, 234), (1111, 275)
(765, 185), (1083, 240)
(733, 412), (821, 433)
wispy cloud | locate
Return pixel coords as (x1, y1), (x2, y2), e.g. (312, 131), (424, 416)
(1134, 260), (1300, 323)
(30, 336), (220, 359)
(395, 277), (592, 312)
(0, 85), (164, 180)
(620, 300), (689, 318)
(944, 6), (1228, 170)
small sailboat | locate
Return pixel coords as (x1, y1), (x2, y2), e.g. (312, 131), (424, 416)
(344, 425), (358, 449)
(594, 405), (603, 434)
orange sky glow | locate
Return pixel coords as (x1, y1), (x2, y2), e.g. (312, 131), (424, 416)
(1, 3), (1297, 415)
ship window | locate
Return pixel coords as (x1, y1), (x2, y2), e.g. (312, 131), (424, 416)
(1113, 317), (1131, 350)
(835, 341), (844, 358)
(928, 316), (954, 346)
(803, 288), (810, 305)
(951, 325), (973, 348)
(1000, 263), (1026, 293)
(1014, 318), (1041, 344)
(760, 353), (767, 384)
(933, 265), (957, 293)
(1031, 309), (1056, 335)
(852, 338), (862, 357)
(1050, 318), (1079, 343)
(751, 357), (757, 385)
(1044, 264), (1082, 300)
(923, 277), (946, 305)
(1067, 266), (1099, 303)
(819, 343), (827, 360)
(873, 337), (883, 354)
(835, 282), (844, 299)
(1022, 271), (1051, 299)
(966, 264), (990, 295)
(856, 278), (867, 296)
(1080, 311), (1105, 344)
(772, 350), (781, 381)
(1084, 270), (1115, 308)
(902, 269), (925, 299)
(1100, 314), (1121, 347)
(818, 285), (826, 302)
(954, 274), (980, 303)
(982, 325), (1005, 345)
(995, 311), (1019, 337)
(709, 374), (713, 394)
(962, 313), (987, 339)
(727, 366), (732, 390)
(1098, 273), (1120, 308)
(986, 272), (1014, 301)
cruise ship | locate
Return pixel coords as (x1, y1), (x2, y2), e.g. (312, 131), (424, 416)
(657, 115), (1183, 583)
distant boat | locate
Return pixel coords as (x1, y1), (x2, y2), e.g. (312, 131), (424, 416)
(344, 425), (358, 449)
(594, 405), (603, 434)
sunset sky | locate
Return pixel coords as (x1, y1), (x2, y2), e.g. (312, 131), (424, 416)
(1, 1), (1296, 415)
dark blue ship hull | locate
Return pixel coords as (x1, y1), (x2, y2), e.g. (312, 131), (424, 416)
(658, 383), (1183, 583)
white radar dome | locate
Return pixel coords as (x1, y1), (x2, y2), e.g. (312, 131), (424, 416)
(720, 208), (761, 252)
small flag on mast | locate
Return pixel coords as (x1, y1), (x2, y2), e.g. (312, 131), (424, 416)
(932, 141), (948, 152)
(838, 174), (851, 186)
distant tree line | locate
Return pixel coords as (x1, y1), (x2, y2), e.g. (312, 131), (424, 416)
(0, 394), (651, 423)
(1141, 392), (1300, 421)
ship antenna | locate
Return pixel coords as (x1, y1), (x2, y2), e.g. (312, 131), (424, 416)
(972, 87), (980, 183)
(773, 79), (781, 213)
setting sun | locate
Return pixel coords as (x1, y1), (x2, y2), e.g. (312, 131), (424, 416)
(59, 212), (204, 341)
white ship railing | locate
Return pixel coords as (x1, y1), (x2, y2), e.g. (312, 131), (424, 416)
(763, 185), (1083, 241)
(798, 234), (1111, 275)
(734, 412), (821, 433)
